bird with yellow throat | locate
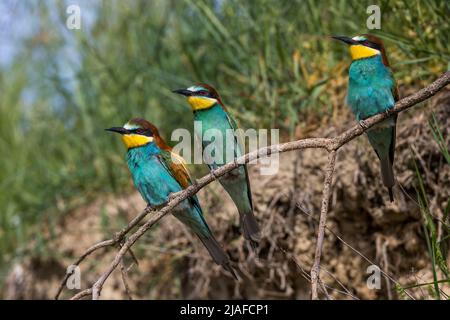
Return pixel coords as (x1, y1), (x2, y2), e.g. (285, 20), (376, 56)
(173, 84), (261, 247)
(106, 118), (237, 278)
(332, 34), (399, 202)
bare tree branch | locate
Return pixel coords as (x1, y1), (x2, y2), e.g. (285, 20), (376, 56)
(57, 72), (449, 300)
(310, 150), (337, 299)
(54, 206), (154, 299)
(69, 288), (92, 300)
(293, 197), (415, 299)
(120, 260), (134, 300)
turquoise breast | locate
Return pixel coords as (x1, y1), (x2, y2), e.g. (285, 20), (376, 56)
(126, 143), (174, 206)
(194, 104), (239, 167)
(346, 55), (395, 121)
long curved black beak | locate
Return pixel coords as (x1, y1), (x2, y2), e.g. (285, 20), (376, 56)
(105, 127), (129, 134)
(172, 88), (193, 96)
(331, 35), (358, 45)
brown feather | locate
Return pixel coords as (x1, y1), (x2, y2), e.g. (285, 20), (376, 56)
(168, 155), (192, 189)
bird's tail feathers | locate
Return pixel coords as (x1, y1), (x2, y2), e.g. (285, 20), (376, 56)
(388, 187), (394, 202)
(240, 209), (261, 248)
(197, 235), (237, 279)
(380, 156), (395, 202)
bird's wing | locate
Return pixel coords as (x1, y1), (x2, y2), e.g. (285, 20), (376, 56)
(224, 111), (254, 211)
(386, 66), (399, 166)
(225, 112), (245, 153)
(161, 150), (192, 189)
(158, 149), (202, 209)
(390, 85), (398, 166)
(381, 55), (399, 189)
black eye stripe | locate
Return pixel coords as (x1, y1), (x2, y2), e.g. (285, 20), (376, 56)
(197, 90), (213, 98)
(143, 131), (153, 137)
(129, 128), (153, 137)
(359, 40), (380, 50)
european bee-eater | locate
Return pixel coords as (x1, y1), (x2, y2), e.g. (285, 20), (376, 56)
(172, 84), (261, 246)
(106, 118), (236, 277)
(332, 34), (398, 202)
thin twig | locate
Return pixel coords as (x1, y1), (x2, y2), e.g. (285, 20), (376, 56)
(120, 260), (134, 300)
(320, 264), (358, 299)
(319, 279), (332, 300)
(295, 200), (416, 300)
(55, 206), (153, 299)
(381, 240), (393, 300)
(277, 245), (355, 299)
(55, 240), (113, 299)
(69, 288), (92, 300)
(310, 150), (337, 299)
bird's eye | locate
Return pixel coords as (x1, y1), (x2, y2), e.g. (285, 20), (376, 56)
(362, 40), (379, 50)
(135, 128), (145, 134)
(198, 91), (209, 96)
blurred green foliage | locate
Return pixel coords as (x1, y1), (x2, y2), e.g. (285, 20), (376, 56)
(413, 115), (450, 299)
(0, 0), (448, 276)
